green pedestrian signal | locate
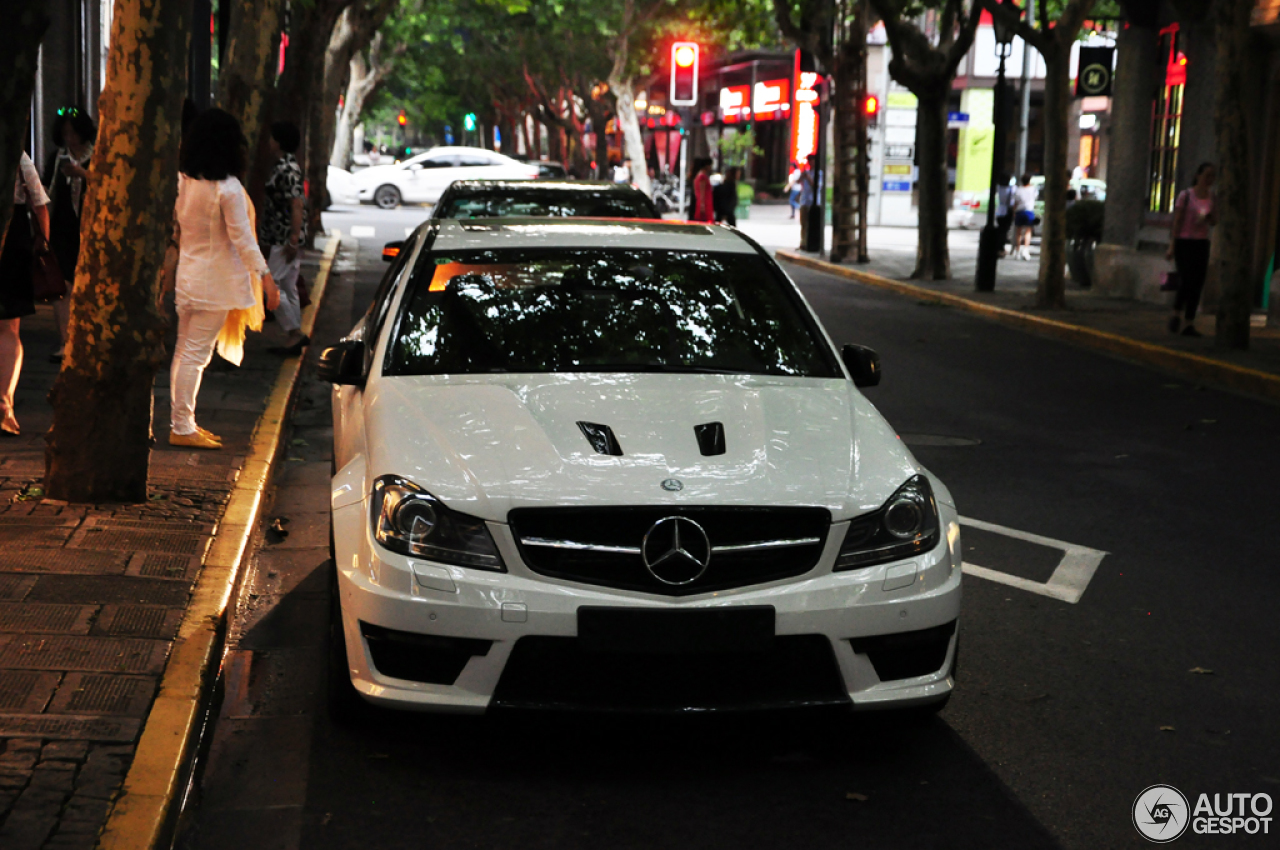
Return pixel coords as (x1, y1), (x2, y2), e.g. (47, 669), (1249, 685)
(463, 113), (477, 131)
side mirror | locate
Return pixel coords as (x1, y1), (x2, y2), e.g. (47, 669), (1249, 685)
(842, 344), (881, 388)
(317, 340), (366, 386)
(381, 241), (404, 262)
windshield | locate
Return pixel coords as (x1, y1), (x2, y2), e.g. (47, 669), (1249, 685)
(385, 248), (839, 378)
(435, 189), (658, 220)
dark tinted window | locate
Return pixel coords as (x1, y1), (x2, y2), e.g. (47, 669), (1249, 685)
(416, 157), (454, 169)
(436, 189), (659, 220)
(457, 155), (495, 167)
(385, 249), (837, 378)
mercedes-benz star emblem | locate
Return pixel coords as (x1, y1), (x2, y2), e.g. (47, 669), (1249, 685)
(641, 516), (711, 585)
(661, 478), (683, 492)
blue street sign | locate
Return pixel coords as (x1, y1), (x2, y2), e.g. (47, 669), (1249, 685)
(882, 180), (911, 193)
(947, 111), (970, 127)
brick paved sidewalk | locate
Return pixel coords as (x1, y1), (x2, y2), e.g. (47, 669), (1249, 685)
(0, 248), (330, 850)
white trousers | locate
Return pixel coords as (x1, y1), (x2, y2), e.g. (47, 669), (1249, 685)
(170, 307), (228, 435)
(267, 244), (302, 333)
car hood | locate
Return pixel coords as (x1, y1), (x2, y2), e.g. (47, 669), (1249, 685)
(363, 373), (920, 523)
(351, 164), (403, 184)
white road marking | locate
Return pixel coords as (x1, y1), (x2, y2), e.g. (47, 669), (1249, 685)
(349, 225), (376, 238)
(959, 516), (1107, 604)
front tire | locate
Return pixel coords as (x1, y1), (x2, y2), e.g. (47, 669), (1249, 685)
(373, 184), (402, 210)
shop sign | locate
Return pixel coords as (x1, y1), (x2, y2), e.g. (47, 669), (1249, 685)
(719, 85), (751, 123)
(752, 79), (790, 121)
(1076, 47), (1115, 97)
(947, 111), (970, 128)
(883, 163), (912, 175)
(886, 144), (914, 159)
(882, 180), (912, 193)
(790, 59), (824, 164)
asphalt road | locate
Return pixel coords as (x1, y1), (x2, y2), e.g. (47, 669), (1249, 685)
(175, 207), (1280, 850)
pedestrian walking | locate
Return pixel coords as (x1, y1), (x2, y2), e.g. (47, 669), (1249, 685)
(786, 162), (803, 219)
(0, 150), (51, 437)
(261, 121), (308, 356)
(43, 106), (96, 362)
(713, 166), (739, 227)
(169, 108), (279, 449)
(1166, 162), (1217, 337)
(691, 158), (714, 223)
(1011, 174), (1038, 261)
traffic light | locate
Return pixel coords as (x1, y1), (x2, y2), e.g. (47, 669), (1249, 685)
(463, 113), (477, 132)
(397, 109), (407, 127)
(863, 94), (879, 126)
(670, 41), (699, 106)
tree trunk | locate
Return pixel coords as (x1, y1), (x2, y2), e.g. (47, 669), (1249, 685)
(216, 0), (283, 156)
(0, 2), (50, 254)
(45, 0), (192, 503)
(1214, 0), (1254, 349)
(1036, 39), (1071, 309)
(1100, 21), (1158, 248)
(608, 77), (651, 196)
(913, 88), (950, 280)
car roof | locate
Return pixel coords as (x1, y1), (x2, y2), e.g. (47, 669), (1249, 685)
(443, 179), (647, 196)
(424, 218), (758, 254)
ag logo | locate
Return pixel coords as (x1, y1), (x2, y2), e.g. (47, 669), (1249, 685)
(1133, 785), (1190, 843)
(1080, 63), (1111, 96)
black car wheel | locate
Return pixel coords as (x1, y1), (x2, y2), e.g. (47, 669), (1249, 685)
(374, 184), (402, 210)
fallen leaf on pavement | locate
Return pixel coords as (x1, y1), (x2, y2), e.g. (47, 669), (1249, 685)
(846, 792), (870, 802)
(1189, 667), (1214, 675)
(1159, 726), (1176, 732)
(322, 813), (332, 826)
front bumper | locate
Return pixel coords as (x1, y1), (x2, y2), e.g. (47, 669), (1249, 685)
(331, 500), (963, 713)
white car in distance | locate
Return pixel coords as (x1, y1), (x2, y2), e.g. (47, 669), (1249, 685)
(350, 146), (538, 209)
(321, 219), (962, 718)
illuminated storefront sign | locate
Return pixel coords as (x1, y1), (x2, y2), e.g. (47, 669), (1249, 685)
(752, 79), (790, 120)
(719, 79), (791, 124)
(719, 85), (751, 123)
(790, 55), (823, 164)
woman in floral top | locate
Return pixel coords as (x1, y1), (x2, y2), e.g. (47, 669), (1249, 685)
(261, 121), (308, 355)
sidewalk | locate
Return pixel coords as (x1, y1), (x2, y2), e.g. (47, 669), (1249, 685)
(737, 205), (1280, 399)
(0, 242), (336, 850)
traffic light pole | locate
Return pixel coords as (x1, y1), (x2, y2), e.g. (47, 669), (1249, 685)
(802, 79), (829, 254)
(976, 41), (1013, 292)
(830, 0), (870, 264)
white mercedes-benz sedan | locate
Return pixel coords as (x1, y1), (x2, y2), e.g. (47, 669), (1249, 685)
(321, 218), (961, 718)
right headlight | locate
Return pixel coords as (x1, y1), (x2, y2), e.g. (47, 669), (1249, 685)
(370, 476), (505, 571)
(834, 475), (940, 571)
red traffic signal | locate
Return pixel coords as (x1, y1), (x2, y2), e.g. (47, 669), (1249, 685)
(864, 94), (879, 117)
(397, 109), (407, 127)
(670, 42), (699, 106)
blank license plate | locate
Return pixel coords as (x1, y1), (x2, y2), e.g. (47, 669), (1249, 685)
(577, 606), (775, 654)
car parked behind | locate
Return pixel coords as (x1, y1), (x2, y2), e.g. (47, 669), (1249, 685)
(432, 179), (660, 220)
(350, 146), (538, 209)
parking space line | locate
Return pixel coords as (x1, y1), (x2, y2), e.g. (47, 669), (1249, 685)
(959, 516), (1107, 604)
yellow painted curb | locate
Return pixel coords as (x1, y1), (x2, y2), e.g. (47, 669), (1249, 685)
(776, 249), (1280, 404)
(98, 232), (342, 850)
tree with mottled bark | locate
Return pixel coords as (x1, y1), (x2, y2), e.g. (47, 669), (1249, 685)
(870, 0), (982, 280)
(604, 0), (671, 197)
(0, 2), (51, 253)
(217, 0), (286, 153)
(45, 0), (193, 502)
(1005, 0), (1096, 309)
(1212, 0), (1254, 349)
(332, 32), (408, 168)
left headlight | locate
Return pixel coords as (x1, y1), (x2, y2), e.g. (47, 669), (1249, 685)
(834, 475), (940, 571)
(371, 476), (505, 571)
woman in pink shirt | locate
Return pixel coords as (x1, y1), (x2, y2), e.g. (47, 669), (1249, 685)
(1166, 163), (1216, 337)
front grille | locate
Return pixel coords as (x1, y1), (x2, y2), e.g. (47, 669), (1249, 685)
(508, 507), (830, 596)
(491, 634), (850, 712)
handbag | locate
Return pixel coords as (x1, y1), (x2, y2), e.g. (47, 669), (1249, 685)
(21, 168), (67, 302)
(1160, 270), (1181, 292)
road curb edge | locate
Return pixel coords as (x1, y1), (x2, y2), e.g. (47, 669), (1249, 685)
(776, 249), (1280, 404)
(97, 232), (342, 850)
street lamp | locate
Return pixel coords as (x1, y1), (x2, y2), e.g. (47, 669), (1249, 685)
(975, 0), (1023, 292)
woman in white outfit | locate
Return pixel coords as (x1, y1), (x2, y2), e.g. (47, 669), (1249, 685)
(171, 108), (279, 449)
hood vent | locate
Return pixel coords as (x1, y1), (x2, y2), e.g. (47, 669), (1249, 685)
(694, 422), (726, 456)
(577, 421), (623, 456)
